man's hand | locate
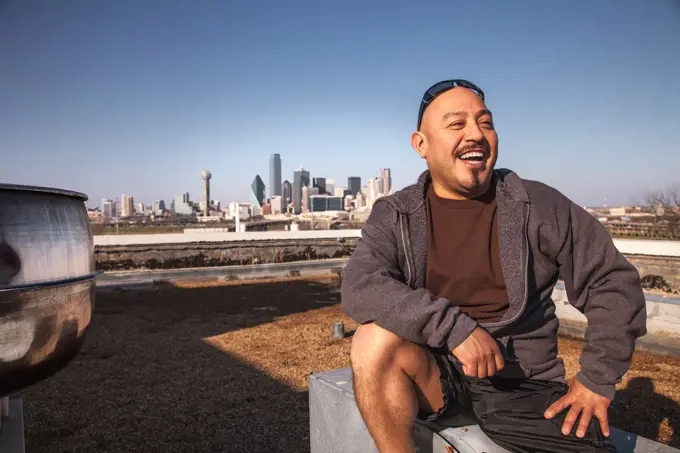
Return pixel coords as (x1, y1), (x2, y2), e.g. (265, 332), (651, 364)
(544, 378), (612, 438)
(451, 327), (504, 378)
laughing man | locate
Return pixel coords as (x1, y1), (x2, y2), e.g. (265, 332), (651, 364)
(341, 79), (647, 453)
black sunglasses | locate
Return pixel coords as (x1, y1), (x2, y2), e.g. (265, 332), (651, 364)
(416, 79), (485, 130)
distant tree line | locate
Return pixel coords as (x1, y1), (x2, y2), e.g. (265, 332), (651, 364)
(643, 184), (680, 238)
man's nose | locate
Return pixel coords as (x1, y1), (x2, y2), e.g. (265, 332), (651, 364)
(464, 122), (484, 142)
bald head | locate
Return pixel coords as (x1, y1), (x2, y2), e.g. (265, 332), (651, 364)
(420, 87), (491, 132)
(411, 86), (499, 200)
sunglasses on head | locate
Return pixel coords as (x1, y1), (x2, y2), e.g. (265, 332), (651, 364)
(417, 79), (485, 130)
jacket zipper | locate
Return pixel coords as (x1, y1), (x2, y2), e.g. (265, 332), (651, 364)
(480, 203), (531, 329)
(399, 213), (415, 288)
(397, 201), (530, 329)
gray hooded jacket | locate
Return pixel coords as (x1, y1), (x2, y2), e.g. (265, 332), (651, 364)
(341, 169), (647, 400)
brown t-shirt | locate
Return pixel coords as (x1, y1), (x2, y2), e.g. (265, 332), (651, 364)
(425, 181), (509, 323)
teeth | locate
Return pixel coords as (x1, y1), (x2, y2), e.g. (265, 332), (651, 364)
(460, 151), (484, 160)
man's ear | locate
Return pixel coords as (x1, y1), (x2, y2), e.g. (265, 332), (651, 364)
(411, 131), (427, 159)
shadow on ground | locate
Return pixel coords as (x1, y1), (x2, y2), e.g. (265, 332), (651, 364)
(21, 279), (341, 453)
(610, 377), (680, 448)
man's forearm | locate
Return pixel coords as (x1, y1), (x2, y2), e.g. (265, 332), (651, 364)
(341, 253), (478, 350)
(341, 201), (478, 350)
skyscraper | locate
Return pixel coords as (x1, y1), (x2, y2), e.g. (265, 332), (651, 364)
(348, 177), (361, 196)
(120, 193), (134, 218)
(379, 168), (392, 195)
(269, 153), (282, 198)
(174, 193), (193, 216)
(282, 180), (293, 207)
(326, 178), (335, 195)
(367, 178), (379, 204)
(251, 175), (266, 212)
(101, 199), (114, 218)
(303, 187), (320, 212)
(120, 194), (127, 217)
(356, 192), (366, 208)
(313, 177), (327, 195)
(301, 185), (310, 213)
(293, 168), (310, 214)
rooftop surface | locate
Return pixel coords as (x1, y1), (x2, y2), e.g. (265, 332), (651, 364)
(19, 276), (680, 452)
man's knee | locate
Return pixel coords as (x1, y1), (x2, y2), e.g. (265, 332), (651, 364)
(351, 323), (405, 368)
(350, 323), (428, 376)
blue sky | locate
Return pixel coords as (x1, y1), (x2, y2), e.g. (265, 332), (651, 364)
(1, 0), (678, 208)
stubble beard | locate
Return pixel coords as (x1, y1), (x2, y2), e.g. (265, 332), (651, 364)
(457, 164), (493, 198)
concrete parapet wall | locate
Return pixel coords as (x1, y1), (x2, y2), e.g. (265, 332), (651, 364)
(93, 230), (363, 247)
(95, 238), (358, 271)
(95, 234), (680, 292)
(553, 283), (680, 355)
(613, 239), (680, 257)
(624, 255), (680, 293)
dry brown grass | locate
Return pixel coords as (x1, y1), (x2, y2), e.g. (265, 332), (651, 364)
(19, 276), (680, 452)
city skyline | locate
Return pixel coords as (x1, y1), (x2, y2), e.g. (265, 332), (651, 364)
(87, 150), (397, 210)
(91, 161), (393, 216)
(1, 2), (678, 208)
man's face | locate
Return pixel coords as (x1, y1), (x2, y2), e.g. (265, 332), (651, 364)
(411, 87), (498, 199)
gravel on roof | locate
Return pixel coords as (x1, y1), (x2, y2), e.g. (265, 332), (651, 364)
(18, 276), (680, 452)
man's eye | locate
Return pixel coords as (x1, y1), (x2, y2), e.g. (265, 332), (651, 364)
(448, 122), (464, 129)
(480, 120), (494, 128)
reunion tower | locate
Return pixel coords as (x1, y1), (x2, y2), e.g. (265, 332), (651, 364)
(201, 169), (211, 217)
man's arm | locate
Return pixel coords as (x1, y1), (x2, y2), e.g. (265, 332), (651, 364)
(341, 200), (479, 351)
(556, 200), (647, 400)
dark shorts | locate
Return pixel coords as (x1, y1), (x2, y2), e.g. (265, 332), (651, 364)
(420, 348), (618, 453)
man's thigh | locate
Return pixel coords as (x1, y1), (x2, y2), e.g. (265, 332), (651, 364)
(469, 377), (617, 453)
(351, 323), (448, 416)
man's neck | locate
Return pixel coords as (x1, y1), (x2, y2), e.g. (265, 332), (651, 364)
(432, 179), (493, 201)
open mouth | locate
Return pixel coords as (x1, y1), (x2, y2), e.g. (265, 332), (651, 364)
(457, 149), (487, 167)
